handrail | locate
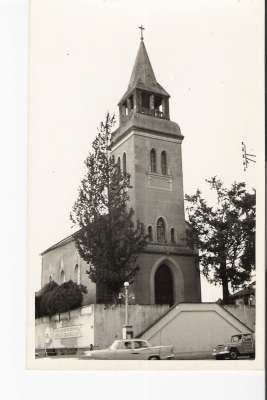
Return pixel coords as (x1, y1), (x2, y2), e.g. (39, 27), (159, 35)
(139, 107), (167, 119)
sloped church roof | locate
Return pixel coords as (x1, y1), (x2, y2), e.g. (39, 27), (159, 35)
(119, 40), (170, 104)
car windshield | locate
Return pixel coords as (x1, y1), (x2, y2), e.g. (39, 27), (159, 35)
(109, 341), (122, 350)
(109, 341), (132, 350)
(231, 335), (242, 343)
(133, 341), (149, 349)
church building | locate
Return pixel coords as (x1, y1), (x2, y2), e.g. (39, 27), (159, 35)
(40, 34), (201, 306)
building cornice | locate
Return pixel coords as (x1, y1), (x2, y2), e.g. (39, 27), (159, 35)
(140, 243), (197, 257)
(112, 123), (184, 149)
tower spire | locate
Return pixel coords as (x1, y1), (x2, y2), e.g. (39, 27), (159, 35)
(117, 30), (173, 125)
(119, 38), (169, 105)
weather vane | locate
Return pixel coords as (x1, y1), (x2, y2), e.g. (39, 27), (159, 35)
(241, 141), (256, 171)
(138, 25), (145, 41)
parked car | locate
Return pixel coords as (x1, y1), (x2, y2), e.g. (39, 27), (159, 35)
(81, 339), (175, 360)
(212, 333), (255, 360)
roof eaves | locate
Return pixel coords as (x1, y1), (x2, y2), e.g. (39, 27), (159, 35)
(40, 232), (77, 256)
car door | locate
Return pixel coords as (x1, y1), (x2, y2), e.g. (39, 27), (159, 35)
(242, 334), (253, 354)
(112, 340), (134, 360)
(129, 340), (151, 360)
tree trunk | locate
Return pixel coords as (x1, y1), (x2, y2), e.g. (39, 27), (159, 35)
(221, 260), (230, 304)
(222, 279), (230, 304)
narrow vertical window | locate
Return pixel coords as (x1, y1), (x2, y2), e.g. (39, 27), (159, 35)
(60, 270), (65, 284)
(123, 153), (127, 176)
(148, 226), (153, 241)
(117, 156), (121, 172)
(161, 151), (167, 175)
(157, 218), (166, 242)
(74, 264), (79, 284)
(170, 228), (175, 243)
(150, 149), (156, 173)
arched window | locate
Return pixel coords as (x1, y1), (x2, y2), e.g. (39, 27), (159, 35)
(74, 264), (80, 284)
(161, 151), (167, 175)
(170, 228), (175, 243)
(150, 149), (157, 173)
(157, 218), (166, 242)
(117, 156), (121, 172)
(148, 226), (153, 241)
(60, 270), (65, 284)
(122, 153), (127, 176)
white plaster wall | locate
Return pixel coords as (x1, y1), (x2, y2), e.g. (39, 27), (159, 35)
(41, 240), (96, 304)
(224, 305), (255, 331)
(35, 304), (169, 350)
(35, 305), (94, 350)
(141, 303), (252, 355)
(93, 304), (169, 349)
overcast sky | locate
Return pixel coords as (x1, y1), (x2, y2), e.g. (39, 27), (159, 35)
(28, 0), (264, 301)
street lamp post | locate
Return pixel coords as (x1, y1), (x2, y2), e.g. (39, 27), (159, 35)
(124, 281), (129, 326)
(121, 281), (134, 339)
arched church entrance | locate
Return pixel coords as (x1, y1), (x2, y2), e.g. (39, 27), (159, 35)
(154, 264), (174, 306)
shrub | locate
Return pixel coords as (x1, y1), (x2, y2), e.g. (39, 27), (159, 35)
(35, 280), (87, 318)
(35, 281), (59, 318)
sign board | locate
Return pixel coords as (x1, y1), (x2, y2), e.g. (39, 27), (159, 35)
(53, 325), (82, 339)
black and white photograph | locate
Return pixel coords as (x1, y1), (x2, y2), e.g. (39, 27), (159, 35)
(27, 0), (264, 369)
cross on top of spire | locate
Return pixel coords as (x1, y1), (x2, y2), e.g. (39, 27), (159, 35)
(138, 25), (145, 41)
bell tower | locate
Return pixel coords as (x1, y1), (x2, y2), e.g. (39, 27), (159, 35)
(111, 31), (201, 305)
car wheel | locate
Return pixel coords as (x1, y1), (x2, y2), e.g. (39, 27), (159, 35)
(229, 349), (238, 360)
(148, 356), (160, 360)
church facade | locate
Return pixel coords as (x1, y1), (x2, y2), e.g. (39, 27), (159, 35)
(41, 37), (201, 305)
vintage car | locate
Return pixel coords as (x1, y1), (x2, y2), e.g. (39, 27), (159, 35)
(212, 333), (255, 360)
(81, 339), (175, 360)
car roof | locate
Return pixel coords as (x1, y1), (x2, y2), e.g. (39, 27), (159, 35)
(117, 339), (145, 342)
(232, 333), (252, 337)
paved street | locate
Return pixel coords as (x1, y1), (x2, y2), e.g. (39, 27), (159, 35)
(35, 354), (253, 361)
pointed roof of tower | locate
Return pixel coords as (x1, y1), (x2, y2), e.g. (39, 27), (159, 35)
(119, 40), (170, 104)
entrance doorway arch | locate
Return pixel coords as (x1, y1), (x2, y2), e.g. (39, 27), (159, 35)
(154, 264), (174, 305)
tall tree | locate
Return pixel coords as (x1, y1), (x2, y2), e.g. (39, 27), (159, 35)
(70, 113), (147, 302)
(185, 177), (255, 304)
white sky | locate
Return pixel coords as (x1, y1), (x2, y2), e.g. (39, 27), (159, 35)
(28, 0), (264, 301)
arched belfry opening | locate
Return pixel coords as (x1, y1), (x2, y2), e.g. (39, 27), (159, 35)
(154, 264), (174, 306)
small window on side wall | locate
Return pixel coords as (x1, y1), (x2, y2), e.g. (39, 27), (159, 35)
(74, 264), (80, 284)
(117, 156), (121, 172)
(148, 226), (153, 241)
(123, 153), (127, 176)
(170, 228), (175, 243)
(157, 217), (166, 243)
(150, 149), (156, 173)
(161, 151), (167, 175)
(60, 270), (65, 284)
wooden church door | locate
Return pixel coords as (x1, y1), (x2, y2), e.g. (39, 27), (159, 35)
(154, 264), (174, 306)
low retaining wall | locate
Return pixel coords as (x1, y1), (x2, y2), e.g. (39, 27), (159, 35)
(224, 305), (255, 331)
(35, 303), (255, 357)
(140, 303), (254, 356)
(35, 304), (169, 352)
(93, 304), (169, 348)
(35, 305), (95, 353)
